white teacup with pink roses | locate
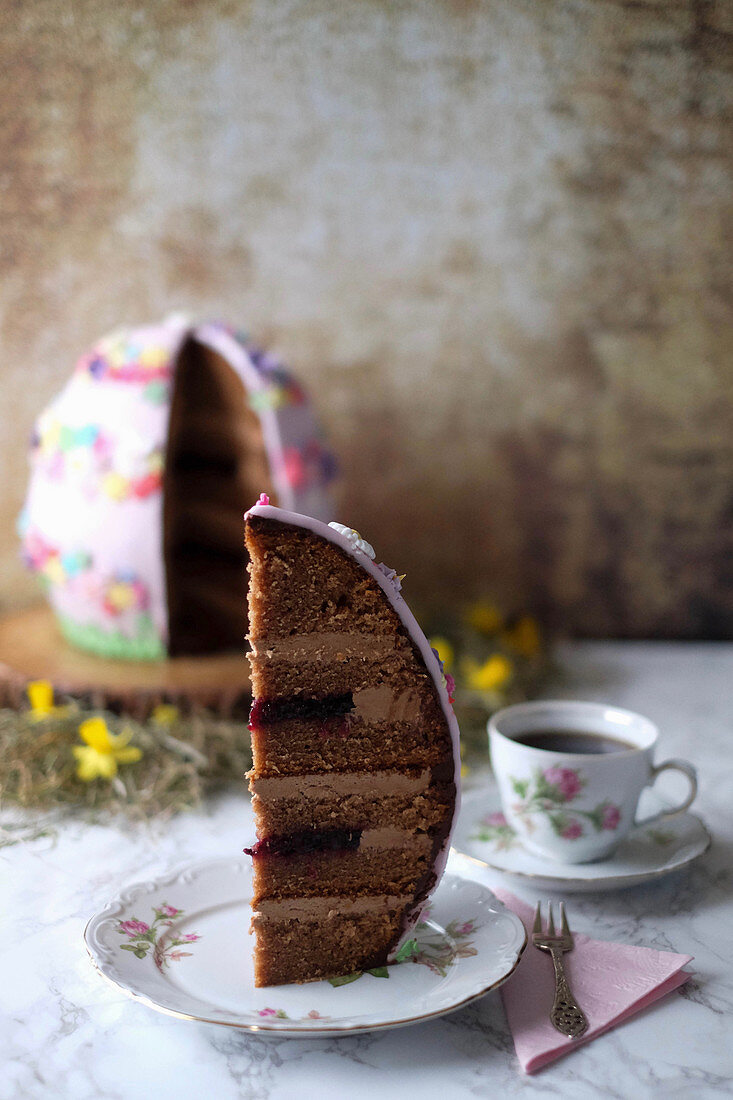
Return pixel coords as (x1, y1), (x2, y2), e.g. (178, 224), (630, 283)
(488, 701), (698, 864)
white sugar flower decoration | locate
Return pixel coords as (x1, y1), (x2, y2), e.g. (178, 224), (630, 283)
(328, 522), (375, 560)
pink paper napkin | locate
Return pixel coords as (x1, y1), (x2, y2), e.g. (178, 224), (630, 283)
(494, 888), (693, 1074)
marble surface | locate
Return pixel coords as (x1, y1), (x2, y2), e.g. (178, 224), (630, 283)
(3, 642), (733, 1098)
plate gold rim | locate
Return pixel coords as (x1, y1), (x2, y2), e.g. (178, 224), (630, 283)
(83, 873), (528, 1036)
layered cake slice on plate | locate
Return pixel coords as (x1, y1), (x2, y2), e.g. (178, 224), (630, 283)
(244, 495), (461, 986)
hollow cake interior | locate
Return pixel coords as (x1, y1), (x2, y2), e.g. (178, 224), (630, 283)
(244, 510), (457, 986)
(163, 339), (274, 655)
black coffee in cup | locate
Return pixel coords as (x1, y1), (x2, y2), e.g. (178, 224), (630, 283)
(513, 730), (636, 754)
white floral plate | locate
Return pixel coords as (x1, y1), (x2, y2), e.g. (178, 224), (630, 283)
(84, 856), (526, 1035)
(452, 786), (711, 893)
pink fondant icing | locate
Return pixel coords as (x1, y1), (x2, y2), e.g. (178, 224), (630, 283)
(244, 499), (462, 953)
(21, 316), (337, 659)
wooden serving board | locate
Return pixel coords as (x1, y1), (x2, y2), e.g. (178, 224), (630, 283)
(0, 605), (251, 718)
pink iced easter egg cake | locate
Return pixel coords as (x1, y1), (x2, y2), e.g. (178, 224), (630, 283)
(19, 316), (337, 661)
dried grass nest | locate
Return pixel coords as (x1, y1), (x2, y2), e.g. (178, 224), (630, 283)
(0, 701), (252, 829)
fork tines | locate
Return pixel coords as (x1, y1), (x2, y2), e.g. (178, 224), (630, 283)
(533, 901), (572, 942)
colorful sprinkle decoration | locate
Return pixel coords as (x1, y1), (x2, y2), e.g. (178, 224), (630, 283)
(77, 336), (174, 384)
(31, 413), (163, 502)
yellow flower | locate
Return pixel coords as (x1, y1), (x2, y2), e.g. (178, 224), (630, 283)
(73, 717), (142, 781)
(429, 636), (455, 670)
(463, 653), (513, 693)
(466, 601), (503, 636)
(502, 616), (541, 658)
(27, 679), (69, 721)
(152, 703), (180, 727)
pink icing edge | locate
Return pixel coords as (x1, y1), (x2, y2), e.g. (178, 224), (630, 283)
(244, 499), (462, 954)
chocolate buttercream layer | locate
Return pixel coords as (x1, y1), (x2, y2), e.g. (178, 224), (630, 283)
(249, 768), (431, 801)
(359, 826), (432, 851)
(353, 685), (422, 724)
(253, 893), (411, 921)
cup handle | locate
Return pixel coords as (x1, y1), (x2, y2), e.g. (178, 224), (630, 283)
(635, 759), (698, 827)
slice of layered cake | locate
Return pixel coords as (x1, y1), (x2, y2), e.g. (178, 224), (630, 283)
(244, 494), (460, 986)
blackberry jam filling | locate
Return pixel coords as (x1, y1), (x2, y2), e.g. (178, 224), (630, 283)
(244, 828), (362, 859)
(249, 692), (354, 728)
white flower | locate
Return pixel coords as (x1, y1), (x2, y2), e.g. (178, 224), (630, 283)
(328, 522), (375, 560)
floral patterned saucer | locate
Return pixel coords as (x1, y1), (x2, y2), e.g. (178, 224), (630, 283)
(84, 856), (526, 1035)
(452, 787), (711, 893)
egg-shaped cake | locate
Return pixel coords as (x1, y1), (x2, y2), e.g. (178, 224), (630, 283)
(19, 317), (336, 660)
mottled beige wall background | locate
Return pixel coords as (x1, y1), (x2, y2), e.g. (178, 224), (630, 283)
(1, 0), (731, 637)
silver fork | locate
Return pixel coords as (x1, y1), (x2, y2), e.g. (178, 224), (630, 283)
(532, 902), (589, 1039)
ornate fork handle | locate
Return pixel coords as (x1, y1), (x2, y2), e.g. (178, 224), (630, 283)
(549, 948), (588, 1039)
